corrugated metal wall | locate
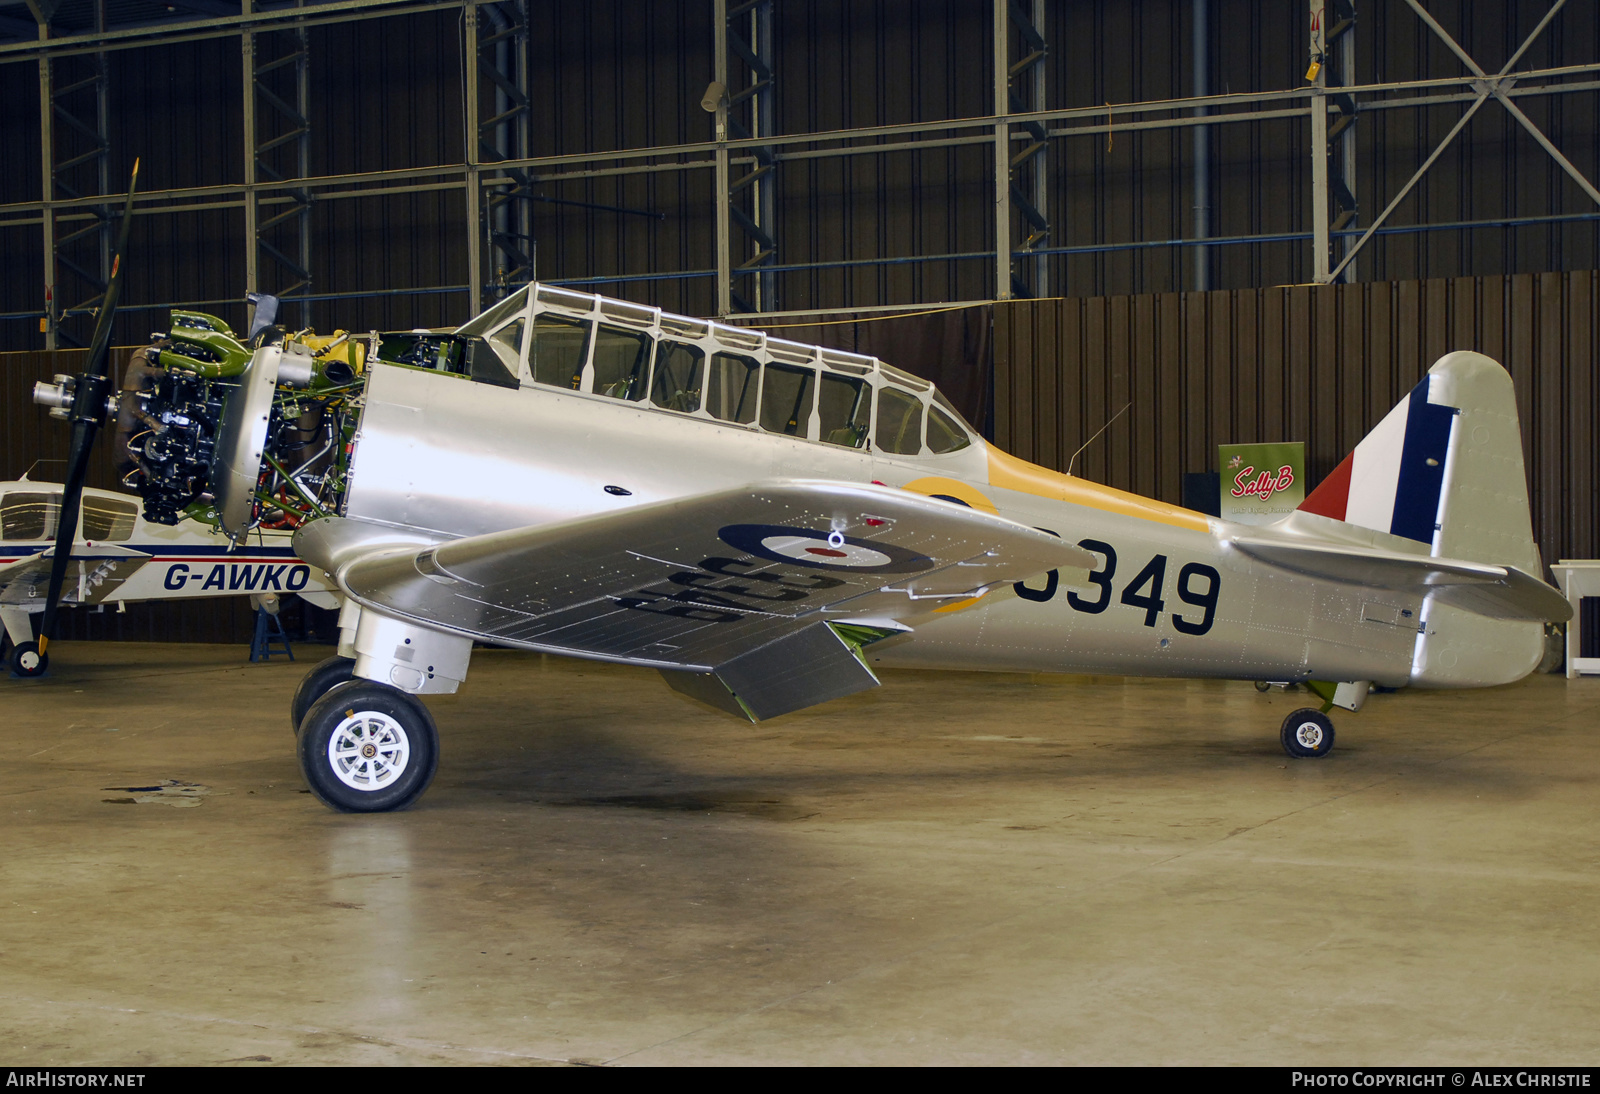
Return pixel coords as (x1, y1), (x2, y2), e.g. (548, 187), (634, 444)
(4, 1), (1599, 346)
(993, 268), (1600, 574)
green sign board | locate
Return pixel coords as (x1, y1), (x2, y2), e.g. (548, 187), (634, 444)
(1218, 441), (1305, 525)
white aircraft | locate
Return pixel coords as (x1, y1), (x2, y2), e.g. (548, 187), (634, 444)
(0, 477), (339, 676)
(31, 195), (1569, 815)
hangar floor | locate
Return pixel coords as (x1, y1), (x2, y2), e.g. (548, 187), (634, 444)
(3, 642), (1598, 1066)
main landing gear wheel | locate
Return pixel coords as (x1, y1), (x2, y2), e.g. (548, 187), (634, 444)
(10, 641), (48, 678)
(290, 654), (357, 732)
(297, 680), (439, 813)
(1280, 708), (1335, 758)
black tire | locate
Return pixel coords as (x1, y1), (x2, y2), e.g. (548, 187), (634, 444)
(297, 680), (439, 813)
(10, 641), (48, 678)
(1254, 680), (1272, 693)
(1280, 708), (1335, 758)
(290, 654), (357, 732)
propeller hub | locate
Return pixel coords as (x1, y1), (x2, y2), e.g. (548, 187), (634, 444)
(68, 372), (115, 426)
(32, 375), (74, 412)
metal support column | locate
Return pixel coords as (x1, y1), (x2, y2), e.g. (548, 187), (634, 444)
(294, 4), (310, 324)
(249, 0), (313, 324)
(464, 1), (483, 314)
(36, 19), (54, 349)
(1309, 0), (1357, 283)
(477, 1), (533, 302)
(711, 0), (731, 317)
(242, 0), (257, 300)
(92, 0), (108, 298)
(40, 0), (112, 347)
(751, 0), (775, 310)
(998, 0), (1049, 299)
(1192, 0), (1210, 291)
(1309, 0), (1330, 282)
(992, 0), (1011, 300)
(723, 0), (776, 314)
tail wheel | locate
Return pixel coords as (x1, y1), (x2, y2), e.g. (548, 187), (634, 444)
(290, 654), (357, 732)
(1280, 708), (1335, 758)
(11, 641), (48, 678)
(297, 680), (439, 813)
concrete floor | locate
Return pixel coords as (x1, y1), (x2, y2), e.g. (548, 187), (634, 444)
(3, 642), (1599, 1066)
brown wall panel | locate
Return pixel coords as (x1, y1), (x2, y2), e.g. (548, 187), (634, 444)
(994, 270), (1600, 574)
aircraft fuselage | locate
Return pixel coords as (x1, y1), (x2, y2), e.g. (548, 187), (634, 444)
(342, 361), (1449, 691)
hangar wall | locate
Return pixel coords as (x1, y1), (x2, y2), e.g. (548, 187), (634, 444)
(993, 268), (1600, 577)
(2, 0), (1599, 349)
(534, 0), (1600, 309)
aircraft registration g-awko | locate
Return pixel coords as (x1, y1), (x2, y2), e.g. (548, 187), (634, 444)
(39, 281), (1570, 813)
(0, 478), (339, 676)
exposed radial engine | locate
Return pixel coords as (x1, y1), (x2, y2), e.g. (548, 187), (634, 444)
(120, 310), (369, 533)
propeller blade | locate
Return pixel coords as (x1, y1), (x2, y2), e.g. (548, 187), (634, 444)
(37, 159), (140, 657)
(38, 419), (99, 650)
(81, 157), (140, 382)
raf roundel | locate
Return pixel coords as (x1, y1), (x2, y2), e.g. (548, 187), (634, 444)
(761, 534), (890, 567)
(717, 524), (934, 573)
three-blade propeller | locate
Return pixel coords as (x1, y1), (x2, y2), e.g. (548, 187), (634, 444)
(32, 160), (141, 662)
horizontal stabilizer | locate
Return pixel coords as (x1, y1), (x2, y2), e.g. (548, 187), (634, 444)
(1232, 537), (1571, 623)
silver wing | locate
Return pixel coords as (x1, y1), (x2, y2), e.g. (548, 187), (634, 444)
(301, 480), (1094, 720)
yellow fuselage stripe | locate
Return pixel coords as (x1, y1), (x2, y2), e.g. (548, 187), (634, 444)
(984, 447), (1212, 533)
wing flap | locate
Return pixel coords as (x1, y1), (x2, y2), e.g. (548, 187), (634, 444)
(660, 620), (882, 722)
(1232, 536), (1571, 622)
(331, 480), (1093, 670)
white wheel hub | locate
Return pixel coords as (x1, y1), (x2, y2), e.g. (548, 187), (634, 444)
(1295, 721), (1325, 749)
(327, 709), (411, 791)
(18, 651), (40, 672)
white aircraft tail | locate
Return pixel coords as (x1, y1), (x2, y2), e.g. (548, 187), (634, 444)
(1292, 351), (1550, 686)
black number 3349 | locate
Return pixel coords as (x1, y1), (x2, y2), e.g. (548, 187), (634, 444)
(1014, 537), (1221, 636)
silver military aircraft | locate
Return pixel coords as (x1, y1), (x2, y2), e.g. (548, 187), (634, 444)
(36, 274), (1571, 814)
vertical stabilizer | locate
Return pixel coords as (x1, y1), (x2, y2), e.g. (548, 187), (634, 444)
(1298, 351), (1540, 572)
(1296, 352), (1546, 687)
